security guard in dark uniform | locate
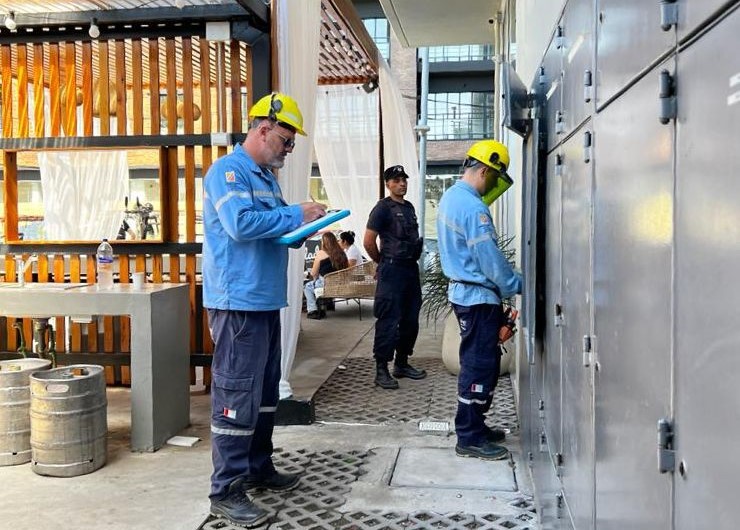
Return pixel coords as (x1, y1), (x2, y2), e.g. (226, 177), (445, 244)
(364, 165), (427, 389)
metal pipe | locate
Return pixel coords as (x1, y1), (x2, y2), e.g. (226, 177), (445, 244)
(417, 47), (430, 268)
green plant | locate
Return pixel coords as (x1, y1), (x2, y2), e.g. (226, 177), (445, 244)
(421, 234), (517, 323)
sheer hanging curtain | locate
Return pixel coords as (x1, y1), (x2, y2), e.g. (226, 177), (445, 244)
(277, 0), (322, 399)
(379, 58), (420, 212)
(34, 85), (127, 240)
(314, 85), (379, 249)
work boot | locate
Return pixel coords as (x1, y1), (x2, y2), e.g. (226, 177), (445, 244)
(210, 478), (273, 528)
(242, 471), (301, 493)
(484, 427), (506, 443)
(455, 441), (510, 461)
(392, 355), (427, 380)
(307, 310), (323, 320)
(375, 362), (399, 389)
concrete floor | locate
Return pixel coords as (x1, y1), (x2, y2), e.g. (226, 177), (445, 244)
(1, 300), (534, 530)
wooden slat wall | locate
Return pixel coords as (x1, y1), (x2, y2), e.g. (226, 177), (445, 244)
(0, 36), (254, 385)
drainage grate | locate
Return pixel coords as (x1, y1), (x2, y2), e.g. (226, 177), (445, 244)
(198, 448), (536, 530)
(313, 358), (518, 432)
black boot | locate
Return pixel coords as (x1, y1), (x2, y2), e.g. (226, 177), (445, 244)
(392, 354), (427, 380)
(374, 361), (399, 389)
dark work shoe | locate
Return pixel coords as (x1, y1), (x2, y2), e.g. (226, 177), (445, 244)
(242, 471), (301, 493)
(455, 441), (510, 461)
(484, 427), (506, 443)
(392, 363), (427, 380)
(375, 362), (399, 389)
(210, 480), (272, 528)
(307, 310), (322, 320)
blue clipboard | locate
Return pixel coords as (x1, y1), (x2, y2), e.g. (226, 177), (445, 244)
(276, 209), (351, 245)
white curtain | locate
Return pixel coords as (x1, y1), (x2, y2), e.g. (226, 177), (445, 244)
(314, 85), (380, 249)
(379, 58), (421, 211)
(277, 0), (322, 399)
(32, 85), (128, 241)
(39, 149), (127, 240)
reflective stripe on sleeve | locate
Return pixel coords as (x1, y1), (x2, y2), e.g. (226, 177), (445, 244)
(259, 406), (277, 413)
(458, 396), (489, 405)
(214, 190), (252, 212)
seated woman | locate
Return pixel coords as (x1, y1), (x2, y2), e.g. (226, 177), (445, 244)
(339, 230), (363, 267)
(304, 232), (349, 319)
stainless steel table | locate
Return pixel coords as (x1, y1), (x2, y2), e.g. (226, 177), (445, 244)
(0, 282), (191, 452)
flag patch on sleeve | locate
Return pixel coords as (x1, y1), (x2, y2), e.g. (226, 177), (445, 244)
(225, 171), (236, 182)
(471, 383), (484, 393)
(223, 407), (237, 419)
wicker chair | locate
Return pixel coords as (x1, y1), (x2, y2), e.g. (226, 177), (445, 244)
(318, 261), (377, 319)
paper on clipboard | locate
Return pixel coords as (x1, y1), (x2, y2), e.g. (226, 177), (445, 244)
(276, 209), (350, 245)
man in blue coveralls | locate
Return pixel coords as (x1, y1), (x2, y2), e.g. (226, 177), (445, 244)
(202, 92), (327, 527)
(436, 140), (523, 461)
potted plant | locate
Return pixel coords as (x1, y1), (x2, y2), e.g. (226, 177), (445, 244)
(422, 234), (517, 375)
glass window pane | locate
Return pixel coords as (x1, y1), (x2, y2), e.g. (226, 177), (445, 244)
(427, 92), (494, 140)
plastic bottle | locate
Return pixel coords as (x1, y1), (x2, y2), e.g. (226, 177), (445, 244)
(96, 239), (114, 290)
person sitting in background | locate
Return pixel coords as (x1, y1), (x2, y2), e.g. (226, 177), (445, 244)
(339, 230), (363, 267)
(304, 232), (349, 319)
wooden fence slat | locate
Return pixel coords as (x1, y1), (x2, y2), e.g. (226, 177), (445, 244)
(1, 45), (14, 137)
(115, 40), (127, 136)
(49, 43), (62, 137)
(165, 38), (178, 135)
(131, 39), (144, 135)
(63, 42), (77, 137)
(98, 40), (110, 136)
(69, 256), (82, 351)
(17, 44), (29, 138)
(229, 40), (242, 134)
(148, 38), (160, 135)
(33, 43), (45, 137)
(81, 41), (94, 136)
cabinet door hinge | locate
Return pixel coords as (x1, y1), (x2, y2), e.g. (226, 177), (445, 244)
(583, 69), (593, 103)
(660, 0), (678, 31)
(657, 418), (676, 473)
(659, 70), (677, 124)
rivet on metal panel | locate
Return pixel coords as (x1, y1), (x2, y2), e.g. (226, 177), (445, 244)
(678, 460), (688, 478)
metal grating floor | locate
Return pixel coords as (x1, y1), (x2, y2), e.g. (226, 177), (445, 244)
(197, 359), (533, 530)
(313, 358), (519, 432)
(198, 449), (536, 530)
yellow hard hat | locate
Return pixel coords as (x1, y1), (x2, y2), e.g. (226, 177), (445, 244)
(466, 140), (513, 205)
(248, 92), (306, 136)
(465, 139), (510, 173)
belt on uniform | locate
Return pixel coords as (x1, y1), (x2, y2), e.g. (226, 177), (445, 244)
(383, 257), (416, 265)
(449, 279), (502, 299)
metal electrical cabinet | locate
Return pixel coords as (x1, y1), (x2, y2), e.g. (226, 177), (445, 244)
(517, 2), (740, 528)
(560, 0), (595, 137)
(558, 124), (595, 530)
(595, 0), (676, 108)
(674, 7), (740, 529)
(592, 58), (675, 529)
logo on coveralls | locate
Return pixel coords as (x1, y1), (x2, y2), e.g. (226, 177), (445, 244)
(225, 171), (236, 182)
(479, 213), (489, 225)
(223, 407), (237, 419)
(471, 383), (484, 393)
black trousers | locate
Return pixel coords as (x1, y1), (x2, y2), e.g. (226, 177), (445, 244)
(372, 260), (422, 363)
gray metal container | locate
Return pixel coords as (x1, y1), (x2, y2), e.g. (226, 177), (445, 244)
(30, 364), (107, 477)
(0, 358), (52, 466)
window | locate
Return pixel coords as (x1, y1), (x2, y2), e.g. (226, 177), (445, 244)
(427, 92), (494, 140)
(363, 18), (390, 60)
(428, 44), (493, 63)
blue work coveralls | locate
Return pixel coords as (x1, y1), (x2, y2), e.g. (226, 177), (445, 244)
(436, 180), (522, 447)
(202, 144), (303, 499)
